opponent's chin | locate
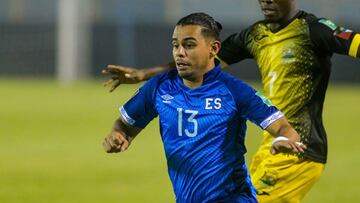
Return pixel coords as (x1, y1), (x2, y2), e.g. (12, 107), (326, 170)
(262, 10), (279, 21)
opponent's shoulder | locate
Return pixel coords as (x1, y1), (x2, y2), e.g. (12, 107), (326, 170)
(297, 10), (319, 23)
(242, 20), (265, 35)
(300, 10), (338, 31)
(251, 19), (267, 28)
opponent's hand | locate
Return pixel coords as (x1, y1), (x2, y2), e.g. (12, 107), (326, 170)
(270, 137), (306, 155)
(102, 130), (131, 153)
(102, 65), (146, 92)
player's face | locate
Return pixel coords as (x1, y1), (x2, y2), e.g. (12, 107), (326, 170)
(258, 0), (296, 23)
(172, 25), (217, 81)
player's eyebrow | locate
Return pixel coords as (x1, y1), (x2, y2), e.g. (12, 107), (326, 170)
(182, 37), (197, 41)
(172, 37), (197, 42)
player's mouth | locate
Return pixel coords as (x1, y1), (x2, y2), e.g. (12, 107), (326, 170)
(261, 8), (277, 16)
(176, 61), (191, 70)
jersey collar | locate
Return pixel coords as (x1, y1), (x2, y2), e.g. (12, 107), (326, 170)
(176, 62), (222, 90)
(202, 62), (222, 85)
(266, 10), (304, 33)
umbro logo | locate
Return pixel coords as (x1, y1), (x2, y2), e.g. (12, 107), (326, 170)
(161, 94), (174, 103)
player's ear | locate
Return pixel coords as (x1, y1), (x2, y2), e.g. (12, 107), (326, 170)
(210, 40), (221, 56)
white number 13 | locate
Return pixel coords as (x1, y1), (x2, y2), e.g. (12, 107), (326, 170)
(177, 108), (198, 137)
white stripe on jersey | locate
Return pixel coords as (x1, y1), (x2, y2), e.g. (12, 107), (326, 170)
(260, 111), (284, 129)
(119, 106), (136, 125)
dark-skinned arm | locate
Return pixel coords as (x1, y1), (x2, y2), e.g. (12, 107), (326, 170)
(102, 62), (175, 92)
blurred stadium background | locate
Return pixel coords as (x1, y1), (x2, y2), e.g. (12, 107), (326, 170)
(0, 0), (359, 202)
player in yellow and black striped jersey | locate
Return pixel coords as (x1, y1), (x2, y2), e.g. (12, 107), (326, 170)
(218, 8), (360, 164)
(217, 1), (360, 202)
(101, 0), (360, 202)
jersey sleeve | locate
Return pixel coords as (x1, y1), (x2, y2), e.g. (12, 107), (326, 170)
(120, 78), (159, 129)
(217, 27), (253, 66)
(233, 81), (283, 129)
(309, 18), (360, 58)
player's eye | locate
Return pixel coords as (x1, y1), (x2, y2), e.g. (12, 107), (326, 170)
(172, 43), (179, 48)
(184, 43), (195, 49)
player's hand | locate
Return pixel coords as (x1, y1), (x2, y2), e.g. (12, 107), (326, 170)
(270, 136), (306, 155)
(102, 130), (131, 153)
(102, 65), (146, 92)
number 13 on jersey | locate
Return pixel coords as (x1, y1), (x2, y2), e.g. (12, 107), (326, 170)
(177, 108), (198, 137)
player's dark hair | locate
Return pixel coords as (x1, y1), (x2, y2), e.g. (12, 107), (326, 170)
(176, 12), (222, 40)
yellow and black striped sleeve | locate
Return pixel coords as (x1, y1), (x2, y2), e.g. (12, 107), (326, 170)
(308, 18), (360, 58)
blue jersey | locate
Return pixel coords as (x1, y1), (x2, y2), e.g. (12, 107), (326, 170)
(120, 64), (283, 203)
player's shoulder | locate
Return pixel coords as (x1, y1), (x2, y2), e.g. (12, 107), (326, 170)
(299, 10), (338, 31)
(297, 10), (318, 23)
(138, 68), (178, 103)
(218, 71), (245, 86)
(217, 71), (256, 97)
(243, 20), (265, 34)
(145, 68), (177, 88)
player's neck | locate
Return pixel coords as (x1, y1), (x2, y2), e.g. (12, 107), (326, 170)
(183, 63), (215, 88)
(269, 9), (299, 31)
(183, 78), (203, 88)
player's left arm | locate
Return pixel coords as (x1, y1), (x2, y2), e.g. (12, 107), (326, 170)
(103, 75), (160, 153)
(234, 82), (305, 155)
(103, 115), (142, 153)
(309, 18), (360, 58)
(102, 63), (174, 92)
(265, 117), (305, 155)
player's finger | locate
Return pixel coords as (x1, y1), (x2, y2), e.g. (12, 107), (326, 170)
(275, 141), (293, 153)
(125, 73), (132, 78)
(103, 79), (114, 87)
(101, 67), (120, 75)
(103, 141), (114, 152)
(270, 146), (277, 155)
(295, 141), (306, 148)
(294, 142), (306, 152)
(124, 70), (139, 79)
(110, 80), (121, 92)
(101, 69), (111, 75)
(102, 67), (121, 75)
(291, 145), (300, 153)
(108, 136), (120, 149)
(103, 138), (114, 152)
(120, 140), (129, 152)
(113, 134), (125, 145)
(105, 136), (114, 147)
(288, 142), (304, 153)
(107, 65), (134, 74)
(102, 140), (109, 152)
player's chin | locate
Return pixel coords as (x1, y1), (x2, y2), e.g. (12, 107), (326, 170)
(177, 69), (192, 79)
(263, 14), (279, 22)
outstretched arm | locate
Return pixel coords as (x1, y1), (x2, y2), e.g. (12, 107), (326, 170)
(309, 18), (360, 58)
(265, 117), (306, 155)
(102, 62), (175, 92)
(103, 115), (142, 153)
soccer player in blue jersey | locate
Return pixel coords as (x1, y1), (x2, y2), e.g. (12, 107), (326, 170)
(103, 13), (305, 203)
(103, 1), (360, 202)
